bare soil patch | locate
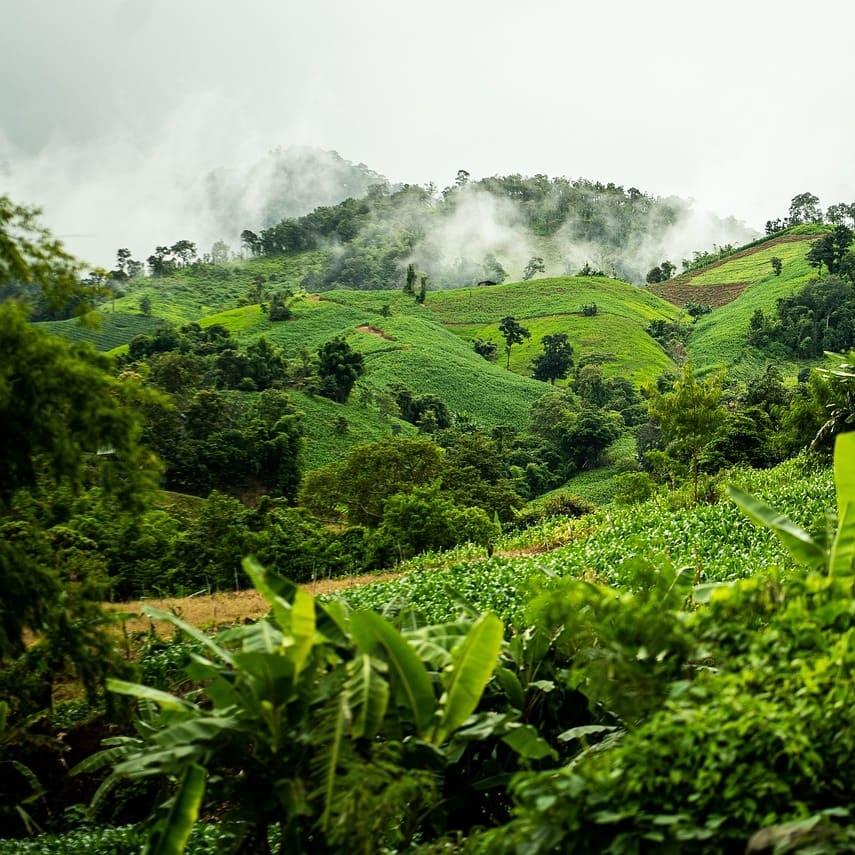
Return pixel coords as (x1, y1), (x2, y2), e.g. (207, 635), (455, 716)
(650, 280), (750, 309)
(355, 324), (395, 340)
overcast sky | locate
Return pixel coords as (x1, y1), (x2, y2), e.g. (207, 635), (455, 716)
(2, 0), (854, 263)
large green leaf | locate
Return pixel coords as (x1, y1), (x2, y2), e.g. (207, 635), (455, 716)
(434, 613), (503, 744)
(145, 764), (206, 855)
(350, 611), (436, 734)
(319, 693), (347, 834)
(830, 501), (855, 576)
(502, 724), (558, 761)
(727, 486), (826, 570)
(107, 679), (195, 712)
(835, 432), (855, 518)
(346, 654), (389, 739)
(242, 557), (296, 631)
(142, 607), (234, 666)
(290, 587), (316, 676)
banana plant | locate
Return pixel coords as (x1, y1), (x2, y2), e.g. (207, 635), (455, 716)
(729, 432), (855, 576)
(77, 558), (534, 853)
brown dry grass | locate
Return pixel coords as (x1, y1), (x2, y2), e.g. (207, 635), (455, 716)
(110, 571), (404, 636)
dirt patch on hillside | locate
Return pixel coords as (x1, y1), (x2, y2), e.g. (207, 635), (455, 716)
(356, 324), (395, 340)
(650, 280), (750, 309)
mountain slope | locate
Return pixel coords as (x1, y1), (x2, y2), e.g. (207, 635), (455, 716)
(650, 227), (828, 377)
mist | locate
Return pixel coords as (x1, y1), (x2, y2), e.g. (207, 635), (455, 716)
(3, 0), (855, 274)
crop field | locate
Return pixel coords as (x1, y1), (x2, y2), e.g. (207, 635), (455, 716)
(287, 388), (413, 471)
(426, 275), (679, 324)
(35, 312), (164, 350)
(686, 237), (817, 285)
(453, 312), (674, 384)
(343, 456), (834, 623)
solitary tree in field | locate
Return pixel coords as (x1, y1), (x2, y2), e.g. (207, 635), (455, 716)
(648, 364), (725, 503)
(404, 263), (417, 295)
(139, 294), (152, 316)
(499, 316), (531, 369)
(771, 256), (783, 276)
(522, 256), (546, 281)
(417, 275), (428, 304)
(532, 333), (574, 384)
(317, 337), (365, 403)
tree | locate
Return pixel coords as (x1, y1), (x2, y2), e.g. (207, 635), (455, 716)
(210, 240), (231, 263)
(300, 436), (443, 524)
(114, 247), (132, 280)
(267, 292), (292, 321)
(660, 260), (676, 280)
(139, 294), (152, 316)
(482, 253), (507, 284)
(416, 275), (428, 304)
(532, 333), (574, 384)
(316, 337), (365, 403)
(0, 195), (86, 315)
(826, 203), (854, 227)
(648, 364), (725, 502)
(473, 338), (498, 362)
(522, 256), (546, 281)
(404, 263), (417, 295)
(499, 316), (531, 369)
(241, 229), (261, 256)
(789, 192), (823, 225)
(646, 266), (664, 284)
(770, 256), (783, 276)
(806, 225), (853, 275)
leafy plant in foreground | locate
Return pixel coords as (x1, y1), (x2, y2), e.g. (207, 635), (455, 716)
(82, 559), (559, 852)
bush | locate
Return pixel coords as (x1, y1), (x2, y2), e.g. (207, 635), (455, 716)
(514, 492), (595, 529)
(613, 471), (656, 505)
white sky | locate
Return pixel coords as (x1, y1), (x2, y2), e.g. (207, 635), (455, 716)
(2, 0), (854, 262)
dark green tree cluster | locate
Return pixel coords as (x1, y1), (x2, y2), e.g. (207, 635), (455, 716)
(748, 276), (855, 357)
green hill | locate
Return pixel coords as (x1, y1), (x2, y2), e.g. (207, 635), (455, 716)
(650, 227), (829, 377)
(427, 275), (680, 385)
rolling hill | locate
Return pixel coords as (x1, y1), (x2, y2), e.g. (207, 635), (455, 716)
(35, 264), (683, 470)
(650, 225), (829, 377)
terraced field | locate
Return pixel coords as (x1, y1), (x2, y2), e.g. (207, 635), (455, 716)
(36, 311), (164, 350)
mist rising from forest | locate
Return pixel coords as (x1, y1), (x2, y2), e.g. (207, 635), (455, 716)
(1, 117), (755, 283)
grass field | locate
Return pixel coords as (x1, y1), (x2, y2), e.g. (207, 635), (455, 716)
(425, 276), (680, 385)
(684, 236), (821, 377)
(35, 312), (165, 350)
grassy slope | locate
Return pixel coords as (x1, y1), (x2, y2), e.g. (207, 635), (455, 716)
(32, 264), (688, 470)
(684, 237), (822, 377)
(36, 312), (164, 350)
(427, 276), (680, 385)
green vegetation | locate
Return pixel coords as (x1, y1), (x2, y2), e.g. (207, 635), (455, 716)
(9, 182), (855, 853)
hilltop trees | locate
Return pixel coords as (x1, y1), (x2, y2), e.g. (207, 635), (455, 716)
(499, 316), (531, 368)
(531, 333), (574, 384)
(522, 256), (546, 281)
(789, 191), (823, 225)
(645, 260), (676, 284)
